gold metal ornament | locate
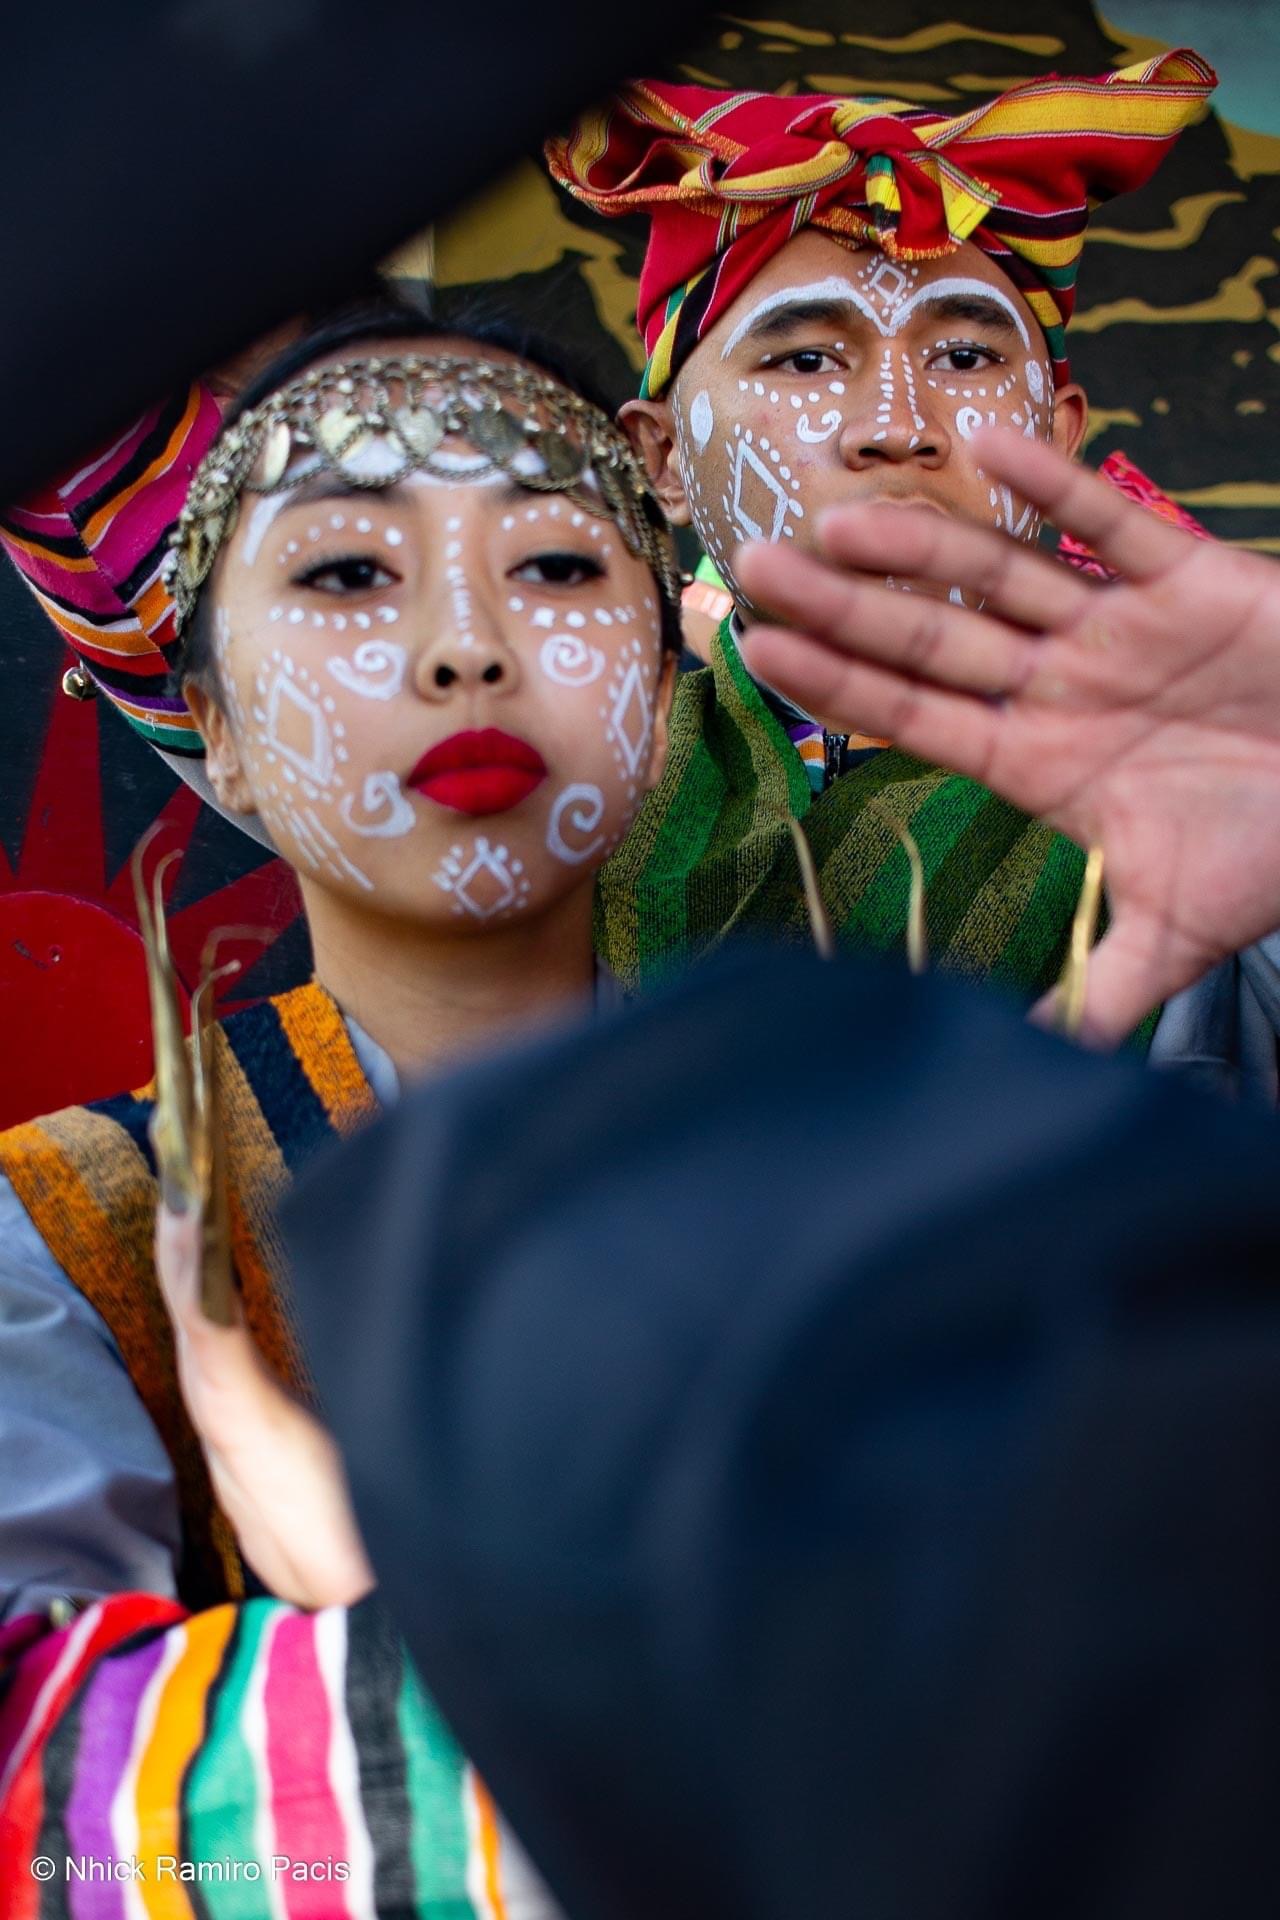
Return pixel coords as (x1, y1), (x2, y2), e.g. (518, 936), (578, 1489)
(166, 352), (681, 635)
(61, 664), (96, 701)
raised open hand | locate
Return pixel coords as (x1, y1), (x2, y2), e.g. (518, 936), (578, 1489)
(738, 428), (1280, 1045)
(155, 1203), (374, 1610)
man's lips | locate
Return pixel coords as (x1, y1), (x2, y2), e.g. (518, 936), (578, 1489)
(408, 728), (547, 815)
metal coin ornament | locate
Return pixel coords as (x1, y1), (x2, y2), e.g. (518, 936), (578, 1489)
(166, 352), (680, 635)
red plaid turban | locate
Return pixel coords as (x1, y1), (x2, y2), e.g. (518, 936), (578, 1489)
(546, 51), (1215, 395)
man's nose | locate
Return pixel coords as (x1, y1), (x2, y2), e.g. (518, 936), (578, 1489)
(840, 347), (952, 470)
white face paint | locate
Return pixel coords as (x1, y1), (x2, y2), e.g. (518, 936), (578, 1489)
(340, 771), (416, 838)
(539, 633), (606, 687)
(689, 389), (715, 452)
(719, 273), (1032, 359)
(727, 425), (804, 544)
(327, 639), (408, 701)
(602, 638), (655, 798)
(546, 784), (606, 864)
(433, 837), (530, 919)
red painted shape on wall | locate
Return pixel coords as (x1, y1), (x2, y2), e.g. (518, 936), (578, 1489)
(0, 892), (189, 1129)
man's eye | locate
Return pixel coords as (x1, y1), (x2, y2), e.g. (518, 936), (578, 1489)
(296, 556), (395, 594)
(774, 348), (842, 376)
(512, 551), (604, 587)
(931, 345), (1002, 375)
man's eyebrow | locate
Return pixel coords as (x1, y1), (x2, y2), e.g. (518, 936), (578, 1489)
(914, 293), (1023, 339)
(736, 298), (854, 346)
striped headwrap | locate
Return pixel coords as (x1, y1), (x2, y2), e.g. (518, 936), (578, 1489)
(546, 51), (1216, 397)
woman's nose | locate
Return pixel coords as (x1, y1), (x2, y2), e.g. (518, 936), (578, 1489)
(413, 589), (521, 702)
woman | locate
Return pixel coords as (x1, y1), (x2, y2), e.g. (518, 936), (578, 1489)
(0, 295), (680, 1909)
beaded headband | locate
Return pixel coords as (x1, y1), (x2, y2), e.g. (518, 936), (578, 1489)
(165, 352), (680, 633)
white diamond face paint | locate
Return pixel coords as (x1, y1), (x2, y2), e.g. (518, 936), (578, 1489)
(546, 784), (606, 864)
(603, 642), (654, 789)
(326, 639), (408, 701)
(689, 389), (715, 452)
(434, 838), (530, 918)
(730, 428), (803, 543)
(263, 664), (336, 787)
(539, 633), (607, 687)
(340, 772), (416, 838)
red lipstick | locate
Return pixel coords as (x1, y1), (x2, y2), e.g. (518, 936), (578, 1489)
(408, 729), (547, 815)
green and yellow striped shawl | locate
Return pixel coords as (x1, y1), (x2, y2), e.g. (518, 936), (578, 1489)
(598, 621), (1087, 999)
(0, 982), (378, 1609)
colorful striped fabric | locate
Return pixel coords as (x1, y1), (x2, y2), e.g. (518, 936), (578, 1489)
(0, 981), (379, 1607)
(546, 53), (1216, 394)
(0, 383), (221, 753)
(596, 619), (1090, 1000)
(0, 1596), (557, 1919)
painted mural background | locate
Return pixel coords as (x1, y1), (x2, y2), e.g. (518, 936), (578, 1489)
(2, 1), (1276, 1124)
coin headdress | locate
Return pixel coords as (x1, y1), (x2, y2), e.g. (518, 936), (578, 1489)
(165, 352), (681, 633)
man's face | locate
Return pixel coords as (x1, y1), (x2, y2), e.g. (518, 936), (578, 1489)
(624, 229), (1087, 613)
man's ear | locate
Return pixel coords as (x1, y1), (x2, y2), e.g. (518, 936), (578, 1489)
(642, 650), (679, 794)
(618, 398), (692, 527)
(1051, 381), (1089, 462)
(184, 680), (258, 816)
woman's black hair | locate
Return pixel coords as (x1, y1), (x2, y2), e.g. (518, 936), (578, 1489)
(180, 279), (682, 693)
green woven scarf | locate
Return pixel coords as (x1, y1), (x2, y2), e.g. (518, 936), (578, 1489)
(596, 620), (1088, 1002)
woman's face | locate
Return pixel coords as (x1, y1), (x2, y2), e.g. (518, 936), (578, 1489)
(197, 340), (673, 931)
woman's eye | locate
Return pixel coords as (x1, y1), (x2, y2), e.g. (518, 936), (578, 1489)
(512, 551), (604, 587)
(296, 555), (395, 594)
(932, 345), (1002, 374)
(774, 348), (842, 376)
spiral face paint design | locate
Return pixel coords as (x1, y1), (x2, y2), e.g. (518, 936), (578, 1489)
(546, 784), (606, 864)
(340, 772), (416, 838)
(327, 639), (408, 700)
(540, 633), (606, 686)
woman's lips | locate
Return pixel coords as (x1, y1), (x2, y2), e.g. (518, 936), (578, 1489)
(408, 728), (548, 815)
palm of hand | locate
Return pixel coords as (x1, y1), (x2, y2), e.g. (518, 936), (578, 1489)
(738, 433), (1280, 1042)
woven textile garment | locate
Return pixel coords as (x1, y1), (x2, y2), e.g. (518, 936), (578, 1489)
(597, 622), (1088, 1000)
(0, 1595), (546, 1919)
(0, 980), (378, 1608)
(547, 51), (1217, 396)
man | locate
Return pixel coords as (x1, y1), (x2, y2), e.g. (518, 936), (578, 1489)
(547, 55), (1215, 998)
(736, 426), (1280, 1070)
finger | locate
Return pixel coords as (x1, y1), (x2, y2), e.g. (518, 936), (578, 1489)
(154, 1203), (203, 1323)
(743, 625), (1008, 786)
(737, 541), (1034, 698)
(970, 430), (1195, 584)
(813, 501), (1095, 633)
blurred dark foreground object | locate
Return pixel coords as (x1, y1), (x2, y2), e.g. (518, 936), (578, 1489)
(286, 949), (1280, 1920)
(0, 0), (705, 501)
